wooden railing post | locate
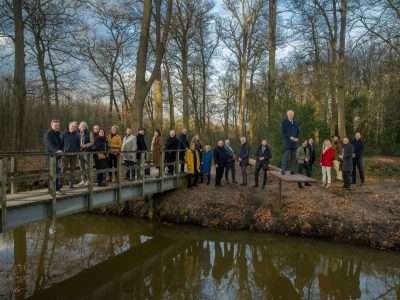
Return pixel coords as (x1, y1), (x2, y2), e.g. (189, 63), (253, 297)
(141, 152), (146, 196)
(117, 154), (122, 203)
(175, 150), (180, 185)
(0, 159), (7, 232)
(48, 155), (57, 217)
(9, 156), (16, 194)
(160, 151), (165, 192)
(87, 153), (94, 210)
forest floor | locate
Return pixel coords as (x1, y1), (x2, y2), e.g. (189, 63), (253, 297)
(100, 156), (400, 251)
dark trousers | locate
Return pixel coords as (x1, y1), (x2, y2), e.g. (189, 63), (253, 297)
(215, 165), (225, 186)
(343, 170), (352, 189)
(63, 155), (78, 187)
(297, 163), (309, 187)
(200, 173), (211, 184)
(125, 160), (135, 181)
(225, 161), (236, 183)
(188, 171), (199, 188)
(240, 162), (248, 185)
(108, 153), (118, 178)
(95, 158), (108, 185)
(56, 158), (62, 191)
(352, 156), (365, 184)
(281, 149), (297, 173)
(167, 163), (175, 175)
(255, 163), (268, 187)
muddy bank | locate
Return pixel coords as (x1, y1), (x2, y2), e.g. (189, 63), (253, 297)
(96, 174), (400, 251)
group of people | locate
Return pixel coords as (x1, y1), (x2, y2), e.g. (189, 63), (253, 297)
(45, 110), (365, 194)
(280, 110), (365, 190)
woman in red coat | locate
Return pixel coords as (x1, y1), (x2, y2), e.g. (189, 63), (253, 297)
(320, 139), (336, 188)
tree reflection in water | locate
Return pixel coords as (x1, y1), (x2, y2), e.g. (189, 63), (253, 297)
(0, 215), (399, 300)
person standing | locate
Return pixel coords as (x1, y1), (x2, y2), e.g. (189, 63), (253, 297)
(341, 137), (354, 190)
(151, 129), (163, 177)
(186, 142), (200, 188)
(62, 121), (80, 188)
(78, 121), (92, 186)
(254, 139), (272, 189)
(200, 145), (213, 185)
(224, 139), (237, 184)
(308, 138), (316, 176)
(136, 128), (149, 177)
(122, 128), (137, 181)
(91, 125), (100, 141)
(165, 130), (180, 175)
(214, 140), (227, 186)
(178, 128), (189, 173)
(107, 125), (122, 181)
(45, 119), (63, 193)
(332, 136), (343, 181)
(238, 137), (250, 186)
(296, 140), (310, 188)
(320, 139), (335, 188)
(352, 132), (365, 185)
(281, 110), (300, 175)
(92, 128), (108, 186)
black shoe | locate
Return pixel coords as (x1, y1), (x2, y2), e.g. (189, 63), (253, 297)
(305, 183), (311, 186)
(253, 184), (258, 188)
(290, 171), (295, 175)
(281, 170), (285, 175)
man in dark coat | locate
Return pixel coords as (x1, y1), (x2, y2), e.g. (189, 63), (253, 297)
(62, 121), (80, 188)
(352, 132), (365, 185)
(254, 139), (272, 189)
(214, 140), (228, 186)
(45, 119), (63, 192)
(281, 110), (300, 175)
(307, 138), (316, 176)
(224, 139), (237, 184)
(165, 130), (180, 175)
(136, 128), (150, 176)
(341, 137), (354, 190)
(238, 137), (250, 186)
(178, 128), (189, 173)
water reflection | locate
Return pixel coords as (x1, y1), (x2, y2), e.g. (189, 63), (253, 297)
(0, 215), (399, 300)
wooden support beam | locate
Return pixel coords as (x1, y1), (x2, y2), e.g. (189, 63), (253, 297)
(160, 151), (165, 192)
(117, 154), (122, 203)
(48, 155), (57, 217)
(141, 152), (146, 196)
(10, 156), (16, 194)
(87, 153), (94, 210)
(175, 151), (180, 186)
(0, 159), (7, 232)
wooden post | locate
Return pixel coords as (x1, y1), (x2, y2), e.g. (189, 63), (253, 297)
(10, 156), (16, 194)
(0, 159), (7, 232)
(87, 153), (94, 210)
(48, 155), (57, 217)
(117, 154), (122, 203)
(160, 151), (165, 192)
(141, 152), (146, 196)
(175, 150), (180, 186)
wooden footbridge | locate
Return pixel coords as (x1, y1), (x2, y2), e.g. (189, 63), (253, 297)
(0, 150), (187, 233)
(0, 150), (316, 234)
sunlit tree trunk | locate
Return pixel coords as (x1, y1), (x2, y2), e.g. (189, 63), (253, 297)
(337, 0), (347, 138)
(267, 0), (277, 129)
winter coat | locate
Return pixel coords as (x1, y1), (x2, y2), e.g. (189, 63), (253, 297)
(281, 118), (300, 150)
(239, 143), (250, 167)
(342, 143), (354, 172)
(45, 129), (62, 154)
(225, 145), (235, 163)
(62, 130), (80, 153)
(165, 136), (180, 163)
(255, 145), (272, 170)
(80, 128), (92, 151)
(352, 139), (364, 158)
(333, 141), (342, 160)
(214, 146), (228, 167)
(121, 134), (137, 162)
(178, 133), (189, 160)
(201, 150), (213, 174)
(108, 134), (122, 154)
(308, 143), (316, 165)
(296, 145), (310, 164)
(186, 149), (200, 174)
(92, 136), (108, 161)
(151, 135), (163, 168)
(320, 147), (335, 167)
(136, 133), (147, 160)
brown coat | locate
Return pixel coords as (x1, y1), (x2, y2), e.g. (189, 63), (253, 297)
(151, 135), (163, 168)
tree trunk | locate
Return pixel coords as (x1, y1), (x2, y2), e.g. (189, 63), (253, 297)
(337, 0), (347, 138)
(267, 0), (277, 129)
(13, 0), (26, 151)
(35, 37), (51, 119)
(153, 72), (163, 130)
(165, 62), (175, 129)
(181, 46), (190, 130)
(239, 58), (247, 136)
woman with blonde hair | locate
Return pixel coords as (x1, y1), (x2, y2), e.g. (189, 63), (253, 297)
(320, 139), (336, 188)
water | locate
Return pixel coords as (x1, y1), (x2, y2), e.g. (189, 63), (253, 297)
(0, 214), (399, 300)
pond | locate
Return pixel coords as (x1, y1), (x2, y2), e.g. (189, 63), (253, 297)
(0, 214), (399, 299)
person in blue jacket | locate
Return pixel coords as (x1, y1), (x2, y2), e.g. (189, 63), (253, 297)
(200, 145), (213, 185)
(281, 110), (300, 175)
